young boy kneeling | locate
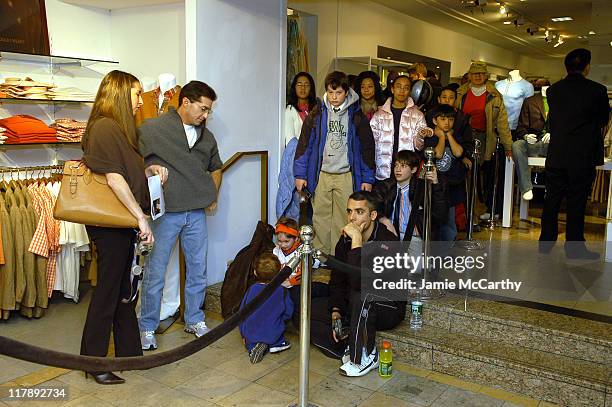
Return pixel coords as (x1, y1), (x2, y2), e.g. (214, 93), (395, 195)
(239, 253), (294, 364)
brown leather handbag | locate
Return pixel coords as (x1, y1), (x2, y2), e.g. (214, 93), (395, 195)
(53, 160), (138, 228)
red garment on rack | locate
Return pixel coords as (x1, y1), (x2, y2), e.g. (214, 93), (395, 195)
(0, 115), (57, 144)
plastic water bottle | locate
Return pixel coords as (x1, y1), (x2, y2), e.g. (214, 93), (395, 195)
(410, 300), (423, 330)
(379, 341), (393, 378)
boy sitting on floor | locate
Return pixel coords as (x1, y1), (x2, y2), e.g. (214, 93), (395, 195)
(239, 252), (294, 363)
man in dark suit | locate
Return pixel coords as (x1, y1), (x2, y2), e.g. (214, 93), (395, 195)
(512, 79), (551, 201)
(539, 49), (611, 258)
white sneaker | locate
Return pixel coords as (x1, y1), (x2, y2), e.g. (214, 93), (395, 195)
(341, 347), (350, 364)
(184, 321), (210, 338)
(339, 349), (379, 377)
(522, 190), (533, 201)
(479, 213), (499, 221)
(269, 340), (291, 354)
(140, 331), (157, 350)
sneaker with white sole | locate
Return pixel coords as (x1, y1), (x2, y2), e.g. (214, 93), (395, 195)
(341, 347), (350, 364)
(269, 340), (291, 354)
(339, 348), (379, 377)
(140, 331), (157, 350)
(249, 343), (268, 363)
(184, 321), (210, 338)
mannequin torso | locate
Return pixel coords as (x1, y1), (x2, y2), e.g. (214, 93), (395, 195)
(495, 70), (535, 130)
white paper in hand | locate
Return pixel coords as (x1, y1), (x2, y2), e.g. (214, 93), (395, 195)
(148, 175), (165, 220)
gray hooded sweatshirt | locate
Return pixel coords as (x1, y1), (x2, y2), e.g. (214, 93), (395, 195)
(321, 88), (360, 173)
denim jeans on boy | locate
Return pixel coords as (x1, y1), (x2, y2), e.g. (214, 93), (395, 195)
(439, 206), (457, 242)
(511, 140), (548, 194)
(139, 210), (208, 331)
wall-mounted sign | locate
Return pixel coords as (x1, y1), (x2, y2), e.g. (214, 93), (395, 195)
(0, 0), (50, 55)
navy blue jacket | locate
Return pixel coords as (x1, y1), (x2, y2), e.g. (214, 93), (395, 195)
(239, 283), (293, 346)
(293, 103), (376, 195)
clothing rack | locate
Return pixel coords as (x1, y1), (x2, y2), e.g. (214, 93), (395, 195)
(0, 163), (64, 179)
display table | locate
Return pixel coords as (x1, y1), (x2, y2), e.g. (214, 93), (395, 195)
(503, 157), (612, 261)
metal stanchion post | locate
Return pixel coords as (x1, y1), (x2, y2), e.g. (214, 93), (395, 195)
(419, 148), (443, 300)
(487, 136), (502, 230)
(457, 139), (484, 251)
(289, 225), (318, 407)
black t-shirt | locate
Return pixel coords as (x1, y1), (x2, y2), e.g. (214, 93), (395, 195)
(391, 106), (404, 160)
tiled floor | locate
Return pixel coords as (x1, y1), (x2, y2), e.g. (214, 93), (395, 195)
(0, 297), (553, 407)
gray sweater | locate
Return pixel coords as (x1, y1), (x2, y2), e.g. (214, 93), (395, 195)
(139, 109), (223, 212)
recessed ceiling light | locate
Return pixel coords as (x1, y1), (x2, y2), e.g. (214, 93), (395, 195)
(503, 20), (512, 25)
(589, 30), (596, 35)
(499, 4), (508, 14)
(550, 16), (573, 22)
(436, 66), (440, 69)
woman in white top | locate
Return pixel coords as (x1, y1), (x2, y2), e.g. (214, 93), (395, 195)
(284, 72), (317, 145)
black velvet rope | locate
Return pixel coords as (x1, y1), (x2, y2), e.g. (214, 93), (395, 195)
(322, 253), (363, 275)
(0, 265), (293, 372)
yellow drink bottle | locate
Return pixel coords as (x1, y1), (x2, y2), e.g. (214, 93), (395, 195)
(379, 340), (393, 377)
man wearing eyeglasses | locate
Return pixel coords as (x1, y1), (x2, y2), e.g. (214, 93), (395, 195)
(137, 80), (223, 349)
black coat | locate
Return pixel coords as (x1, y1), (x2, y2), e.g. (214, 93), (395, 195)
(546, 73), (610, 169)
(374, 173), (447, 241)
(328, 221), (404, 315)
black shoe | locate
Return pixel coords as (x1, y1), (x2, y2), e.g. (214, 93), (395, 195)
(564, 245), (600, 261)
(85, 371), (125, 385)
(249, 343), (268, 364)
(538, 241), (555, 254)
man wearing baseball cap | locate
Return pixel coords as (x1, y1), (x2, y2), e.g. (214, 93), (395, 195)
(455, 61), (512, 221)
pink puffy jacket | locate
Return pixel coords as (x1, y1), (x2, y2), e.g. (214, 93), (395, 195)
(370, 97), (427, 180)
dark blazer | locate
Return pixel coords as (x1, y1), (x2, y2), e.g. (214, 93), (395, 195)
(373, 173), (448, 242)
(515, 93), (547, 141)
(546, 73), (610, 169)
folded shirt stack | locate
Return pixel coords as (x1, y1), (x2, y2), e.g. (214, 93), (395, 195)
(0, 115), (57, 144)
(45, 87), (95, 102)
(50, 118), (87, 142)
(0, 77), (56, 100)
(0, 127), (7, 144)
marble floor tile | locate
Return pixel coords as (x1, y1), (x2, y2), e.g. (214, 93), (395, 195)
(216, 383), (294, 407)
(309, 377), (373, 407)
(182, 342), (243, 368)
(62, 394), (114, 407)
(431, 386), (505, 407)
(334, 369), (393, 391)
(378, 370), (448, 406)
(117, 386), (217, 407)
(216, 352), (285, 381)
(89, 372), (172, 405)
(255, 364), (326, 395)
(0, 357), (32, 384)
(288, 349), (341, 377)
(134, 357), (215, 388)
(357, 391), (424, 407)
(175, 369), (251, 403)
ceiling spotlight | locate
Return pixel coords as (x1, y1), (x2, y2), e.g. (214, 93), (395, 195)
(499, 3), (508, 14)
(554, 36), (565, 48)
(503, 20), (512, 25)
(588, 30), (596, 35)
(550, 17), (573, 22)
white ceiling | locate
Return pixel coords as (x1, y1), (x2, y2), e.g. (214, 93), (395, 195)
(61, 0), (182, 10)
(370, 0), (612, 58)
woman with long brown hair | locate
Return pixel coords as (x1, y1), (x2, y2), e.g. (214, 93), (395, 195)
(80, 70), (166, 385)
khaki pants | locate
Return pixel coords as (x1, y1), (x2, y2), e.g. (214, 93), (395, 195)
(312, 171), (353, 255)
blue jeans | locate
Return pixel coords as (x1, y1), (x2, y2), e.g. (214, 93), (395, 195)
(139, 210), (208, 331)
(439, 206), (457, 242)
(512, 140), (548, 194)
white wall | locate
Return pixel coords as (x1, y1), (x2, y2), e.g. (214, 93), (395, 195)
(110, 3), (186, 89)
(186, 0), (286, 284)
(288, 0), (566, 91)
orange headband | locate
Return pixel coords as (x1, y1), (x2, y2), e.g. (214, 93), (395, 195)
(275, 224), (299, 237)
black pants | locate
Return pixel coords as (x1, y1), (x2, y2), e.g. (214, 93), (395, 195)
(81, 227), (143, 359)
(310, 291), (405, 363)
(540, 167), (596, 242)
(289, 282), (329, 328)
(483, 144), (506, 215)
